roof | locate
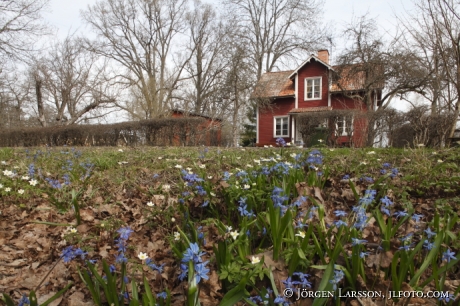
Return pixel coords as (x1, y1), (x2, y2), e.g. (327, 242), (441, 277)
(288, 55), (334, 79)
(250, 71), (295, 99)
(330, 64), (384, 92)
(170, 109), (222, 121)
(252, 62), (384, 99)
(288, 106), (332, 114)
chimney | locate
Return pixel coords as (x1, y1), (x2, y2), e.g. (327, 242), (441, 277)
(317, 49), (329, 64)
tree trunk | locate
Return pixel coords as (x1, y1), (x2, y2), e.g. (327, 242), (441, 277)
(35, 75), (47, 127)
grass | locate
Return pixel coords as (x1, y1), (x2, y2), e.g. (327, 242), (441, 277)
(0, 145), (459, 305)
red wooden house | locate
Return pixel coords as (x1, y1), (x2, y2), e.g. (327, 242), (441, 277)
(251, 50), (382, 147)
(170, 109), (222, 146)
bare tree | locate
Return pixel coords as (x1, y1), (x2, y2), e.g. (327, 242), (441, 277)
(183, 0), (228, 115)
(401, 0), (460, 137)
(82, 0), (191, 120)
(225, 0), (326, 79)
(0, 0), (50, 61)
(218, 43), (254, 147)
(334, 15), (431, 146)
(33, 35), (116, 126)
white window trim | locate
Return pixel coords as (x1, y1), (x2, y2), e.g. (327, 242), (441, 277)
(336, 116), (354, 136)
(304, 77), (322, 101)
(273, 116), (289, 138)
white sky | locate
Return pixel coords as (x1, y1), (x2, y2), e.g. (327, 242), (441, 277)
(45, 0), (413, 38)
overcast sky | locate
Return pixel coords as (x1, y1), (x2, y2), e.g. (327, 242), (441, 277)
(45, 0), (413, 39)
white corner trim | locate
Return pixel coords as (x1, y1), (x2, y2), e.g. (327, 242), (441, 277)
(256, 105), (259, 144)
(328, 71), (332, 107)
(295, 74), (298, 108)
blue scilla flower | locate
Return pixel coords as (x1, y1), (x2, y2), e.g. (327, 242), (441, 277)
(307, 149), (323, 164)
(235, 170), (247, 177)
(393, 210), (408, 218)
(261, 166), (270, 175)
(115, 253), (128, 264)
(382, 162), (391, 168)
(182, 170), (204, 185)
(157, 292), (167, 299)
(423, 240), (434, 250)
(249, 295), (263, 303)
(334, 210), (347, 217)
(195, 185), (207, 196)
(334, 220), (348, 228)
(412, 213), (423, 222)
(438, 293), (456, 303)
(425, 227), (436, 239)
(238, 203), (254, 217)
(380, 205), (390, 216)
(329, 269), (344, 290)
(28, 164), (35, 178)
(117, 227), (134, 240)
(400, 233), (413, 242)
(276, 137), (286, 147)
(182, 242), (205, 264)
(222, 171), (231, 181)
(292, 272), (311, 288)
(18, 294), (30, 306)
(398, 244), (413, 251)
(380, 196), (393, 206)
(442, 249), (457, 263)
(282, 276), (295, 290)
(359, 189), (376, 205)
(61, 246), (87, 263)
(194, 262), (210, 283)
(292, 196), (307, 208)
(351, 238), (367, 246)
(273, 295), (289, 305)
(342, 174), (350, 180)
(63, 173), (71, 186)
(360, 252), (370, 258)
(380, 169), (387, 175)
(45, 177), (62, 189)
(178, 264), (188, 281)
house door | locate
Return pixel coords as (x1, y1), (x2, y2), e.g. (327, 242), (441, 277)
(294, 118), (303, 145)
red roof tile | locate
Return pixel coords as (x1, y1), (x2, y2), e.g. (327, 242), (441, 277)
(251, 71), (295, 98)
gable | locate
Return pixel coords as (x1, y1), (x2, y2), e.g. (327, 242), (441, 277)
(287, 55), (334, 79)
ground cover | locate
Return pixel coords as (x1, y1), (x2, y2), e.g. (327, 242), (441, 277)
(0, 145), (459, 306)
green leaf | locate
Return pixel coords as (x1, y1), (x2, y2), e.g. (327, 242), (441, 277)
(41, 283), (73, 306)
(312, 261), (335, 306)
(220, 277), (249, 306)
(409, 233), (444, 287)
(29, 291), (38, 306)
(143, 276), (156, 306)
(2, 294), (15, 306)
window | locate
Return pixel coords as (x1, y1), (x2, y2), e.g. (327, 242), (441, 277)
(305, 77), (321, 100)
(336, 116), (353, 136)
(274, 116), (289, 137)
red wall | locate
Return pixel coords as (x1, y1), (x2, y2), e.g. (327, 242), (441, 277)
(331, 94), (368, 147)
(297, 60), (329, 109)
(258, 97), (294, 146)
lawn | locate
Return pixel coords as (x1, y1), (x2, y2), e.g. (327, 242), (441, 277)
(0, 145), (459, 306)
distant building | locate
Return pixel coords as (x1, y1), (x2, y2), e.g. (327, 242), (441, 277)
(170, 109), (222, 146)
